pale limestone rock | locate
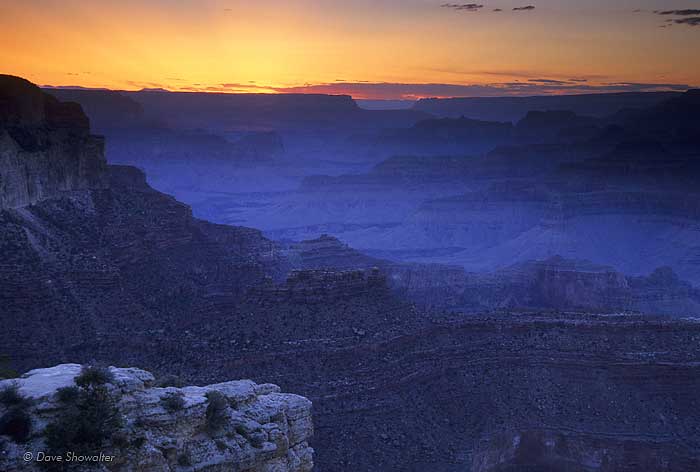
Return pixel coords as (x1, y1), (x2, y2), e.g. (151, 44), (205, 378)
(0, 364), (314, 471)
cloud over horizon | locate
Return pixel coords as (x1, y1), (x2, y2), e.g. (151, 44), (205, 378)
(653, 8), (700, 27)
(441, 3), (483, 12)
(174, 80), (693, 100)
(673, 17), (700, 26)
(513, 5), (535, 11)
(42, 77), (696, 101)
(655, 9), (700, 16)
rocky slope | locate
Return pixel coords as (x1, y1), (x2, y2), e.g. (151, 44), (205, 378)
(460, 257), (700, 315)
(0, 162), (290, 367)
(0, 364), (313, 471)
(201, 313), (700, 472)
(283, 235), (700, 316)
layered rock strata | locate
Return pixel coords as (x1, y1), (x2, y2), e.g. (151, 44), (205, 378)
(0, 75), (108, 209)
(0, 364), (313, 472)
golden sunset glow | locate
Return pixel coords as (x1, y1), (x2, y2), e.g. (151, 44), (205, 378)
(2, 0), (699, 99)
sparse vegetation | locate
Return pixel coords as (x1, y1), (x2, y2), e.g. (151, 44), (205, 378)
(0, 384), (32, 443)
(0, 383), (24, 407)
(215, 438), (227, 451)
(75, 365), (114, 388)
(160, 391), (186, 412)
(111, 430), (130, 449)
(177, 452), (192, 467)
(44, 376), (122, 464)
(55, 386), (80, 404)
(131, 436), (146, 449)
(0, 404), (32, 443)
(205, 390), (228, 434)
(0, 355), (18, 380)
(155, 374), (185, 388)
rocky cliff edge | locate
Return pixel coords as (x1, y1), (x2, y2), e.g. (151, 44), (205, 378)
(0, 75), (108, 209)
(0, 364), (313, 471)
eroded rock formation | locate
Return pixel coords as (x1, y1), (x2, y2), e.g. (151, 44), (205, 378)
(0, 75), (108, 209)
(0, 364), (313, 471)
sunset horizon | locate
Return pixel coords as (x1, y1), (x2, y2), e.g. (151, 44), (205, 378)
(3, 0), (699, 100)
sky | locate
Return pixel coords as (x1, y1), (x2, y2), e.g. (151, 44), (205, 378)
(1, 0), (699, 99)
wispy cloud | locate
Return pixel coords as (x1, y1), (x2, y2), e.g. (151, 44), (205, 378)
(441, 3), (484, 12)
(513, 5), (535, 11)
(528, 78), (570, 85)
(652, 9), (700, 27)
(259, 80), (693, 100)
(655, 9), (700, 16)
(43, 79), (694, 100)
(671, 17), (700, 26)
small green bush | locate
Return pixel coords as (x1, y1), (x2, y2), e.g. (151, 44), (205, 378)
(55, 386), (80, 404)
(160, 391), (185, 412)
(215, 439), (227, 452)
(44, 384), (122, 462)
(177, 453), (192, 467)
(0, 383), (24, 407)
(0, 384), (32, 443)
(0, 406), (32, 443)
(155, 374), (185, 388)
(0, 355), (18, 380)
(131, 436), (146, 449)
(75, 366), (114, 388)
(205, 391), (228, 434)
(111, 431), (130, 449)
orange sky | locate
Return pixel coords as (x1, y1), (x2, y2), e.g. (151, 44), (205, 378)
(1, 0), (699, 99)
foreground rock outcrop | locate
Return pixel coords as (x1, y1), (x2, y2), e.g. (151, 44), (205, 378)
(0, 364), (313, 471)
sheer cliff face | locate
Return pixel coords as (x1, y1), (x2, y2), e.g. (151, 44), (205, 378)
(0, 75), (108, 209)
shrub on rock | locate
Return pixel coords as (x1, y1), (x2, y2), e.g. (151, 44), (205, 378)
(205, 391), (228, 434)
(160, 391), (186, 412)
(0, 383), (24, 407)
(75, 365), (115, 388)
(44, 381), (122, 460)
(0, 384), (32, 443)
(0, 405), (32, 443)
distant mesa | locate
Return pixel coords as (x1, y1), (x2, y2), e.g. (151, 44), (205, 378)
(45, 87), (145, 130)
(413, 91), (683, 122)
(138, 87), (171, 92)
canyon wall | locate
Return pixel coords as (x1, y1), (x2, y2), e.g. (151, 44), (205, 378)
(0, 75), (108, 209)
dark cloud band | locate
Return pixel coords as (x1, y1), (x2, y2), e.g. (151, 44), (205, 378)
(441, 3), (484, 12)
(655, 9), (700, 16)
(263, 80), (692, 100)
(672, 17), (700, 26)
